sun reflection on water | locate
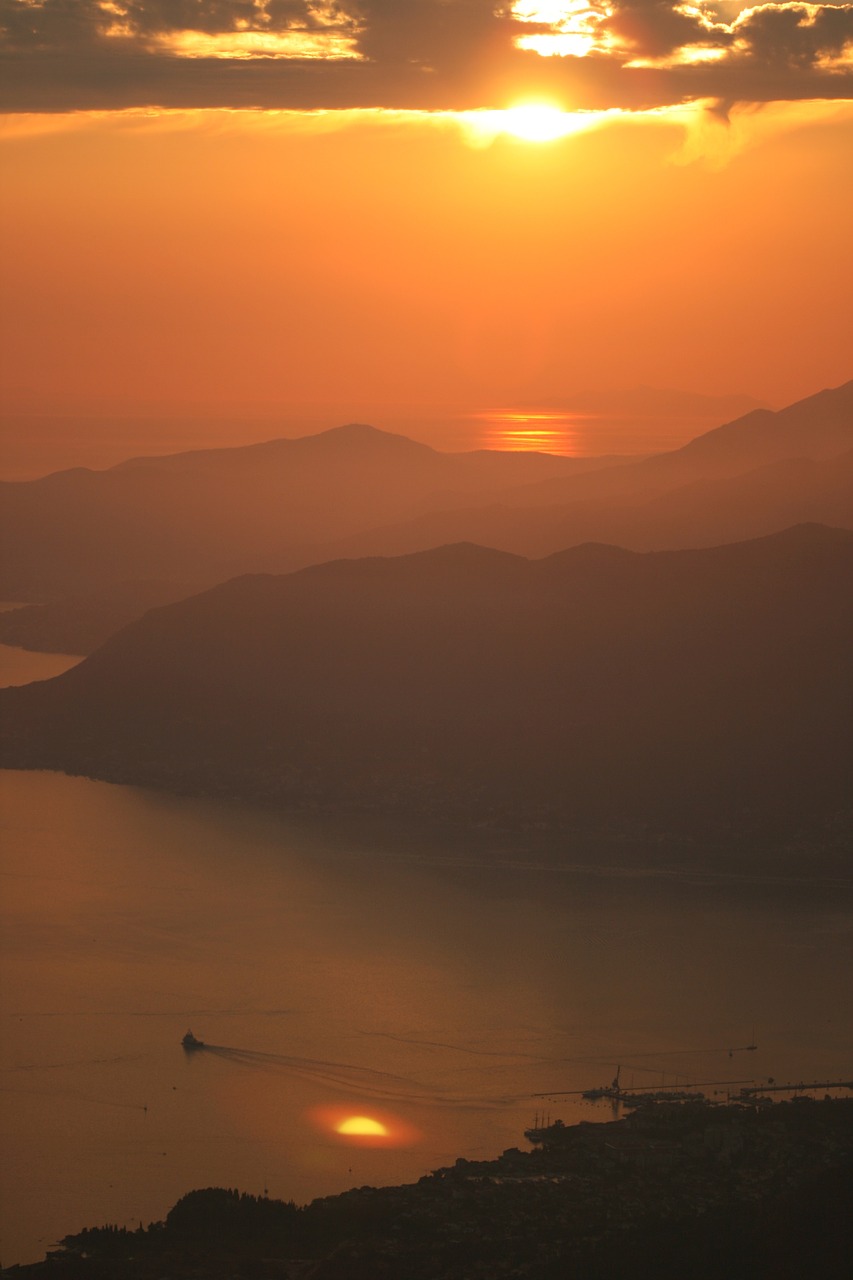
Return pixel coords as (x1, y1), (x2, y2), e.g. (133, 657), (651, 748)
(472, 411), (584, 455)
(309, 1104), (421, 1147)
(336, 1114), (388, 1137)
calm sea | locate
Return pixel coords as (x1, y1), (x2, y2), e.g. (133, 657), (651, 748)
(1, 644), (851, 1264)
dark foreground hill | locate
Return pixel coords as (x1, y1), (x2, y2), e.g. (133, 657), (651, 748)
(5, 1099), (852, 1280)
(1, 524), (851, 851)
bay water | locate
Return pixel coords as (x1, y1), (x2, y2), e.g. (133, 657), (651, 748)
(2, 646), (851, 1264)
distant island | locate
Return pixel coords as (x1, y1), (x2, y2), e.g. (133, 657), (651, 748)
(1, 523), (851, 867)
(4, 1097), (851, 1279)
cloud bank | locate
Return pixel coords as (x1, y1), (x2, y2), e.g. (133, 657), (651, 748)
(0, 0), (851, 111)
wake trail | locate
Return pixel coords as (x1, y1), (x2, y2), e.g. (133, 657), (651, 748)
(358, 1030), (545, 1060)
(198, 1044), (530, 1111)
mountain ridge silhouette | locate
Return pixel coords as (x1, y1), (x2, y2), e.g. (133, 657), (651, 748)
(2, 523), (849, 852)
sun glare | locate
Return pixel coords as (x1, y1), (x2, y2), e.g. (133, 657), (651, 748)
(499, 104), (581, 142)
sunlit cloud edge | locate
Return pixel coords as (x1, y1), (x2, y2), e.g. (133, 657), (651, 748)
(1, 98), (851, 152)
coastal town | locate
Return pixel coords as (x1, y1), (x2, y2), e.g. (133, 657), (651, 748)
(4, 1094), (851, 1280)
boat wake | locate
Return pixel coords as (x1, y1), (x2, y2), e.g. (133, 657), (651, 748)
(194, 1042), (527, 1111)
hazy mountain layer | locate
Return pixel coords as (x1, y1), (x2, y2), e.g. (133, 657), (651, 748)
(316, 382), (853, 562)
(326, 446), (853, 564)
(0, 424), (624, 601)
(2, 524), (850, 850)
(1, 383), (849, 610)
(507, 380), (853, 506)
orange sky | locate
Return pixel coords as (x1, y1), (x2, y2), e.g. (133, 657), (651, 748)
(1, 2), (852, 464)
(2, 104), (850, 417)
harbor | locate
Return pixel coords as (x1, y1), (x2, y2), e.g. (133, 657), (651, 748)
(532, 1063), (853, 1113)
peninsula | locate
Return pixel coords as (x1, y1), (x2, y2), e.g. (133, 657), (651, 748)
(4, 1098), (851, 1280)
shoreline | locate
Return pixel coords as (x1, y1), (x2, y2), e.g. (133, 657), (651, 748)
(4, 1097), (851, 1278)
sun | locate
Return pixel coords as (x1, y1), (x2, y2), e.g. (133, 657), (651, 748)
(459, 103), (602, 147)
(500, 103), (578, 142)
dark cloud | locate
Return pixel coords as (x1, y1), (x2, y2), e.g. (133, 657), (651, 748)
(125, 2), (277, 34)
(603, 0), (720, 58)
(0, 0), (104, 48)
(344, 1), (515, 66)
(733, 3), (853, 66)
(0, 0), (344, 47)
(0, 0), (850, 111)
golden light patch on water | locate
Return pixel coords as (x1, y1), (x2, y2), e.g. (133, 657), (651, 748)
(473, 411), (583, 455)
(336, 1115), (388, 1137)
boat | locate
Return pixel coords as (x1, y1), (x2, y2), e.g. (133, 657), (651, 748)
(182, 1030), (204, 1050)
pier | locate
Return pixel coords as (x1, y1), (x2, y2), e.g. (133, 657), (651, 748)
(738, 1079), (853, 1097)
(533, 1075), (853, 1107)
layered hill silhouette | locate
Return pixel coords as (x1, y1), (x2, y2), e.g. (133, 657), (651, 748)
(0, 423), (622, 601)
(1, 383), (850, 623)
(317, 382), (853, 563)
(320, 445), (853, 566)
(2, 524), (850, 848)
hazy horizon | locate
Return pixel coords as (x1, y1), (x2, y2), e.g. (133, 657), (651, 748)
(3, 102), (851, 482)
(0, 382), (781, 480)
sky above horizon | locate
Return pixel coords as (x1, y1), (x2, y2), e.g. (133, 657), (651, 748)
(1, 2), (851, 465)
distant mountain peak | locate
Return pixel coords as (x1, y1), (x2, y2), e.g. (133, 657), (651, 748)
(405, 540), (521, 560)
(784, 379), (853, 413)
(294, 541), (526, 584)
(102, 421), (434, 474)
(305, 422), (436, 452)
(324, 422), (386, 436)
(672, 378), (853, 465)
